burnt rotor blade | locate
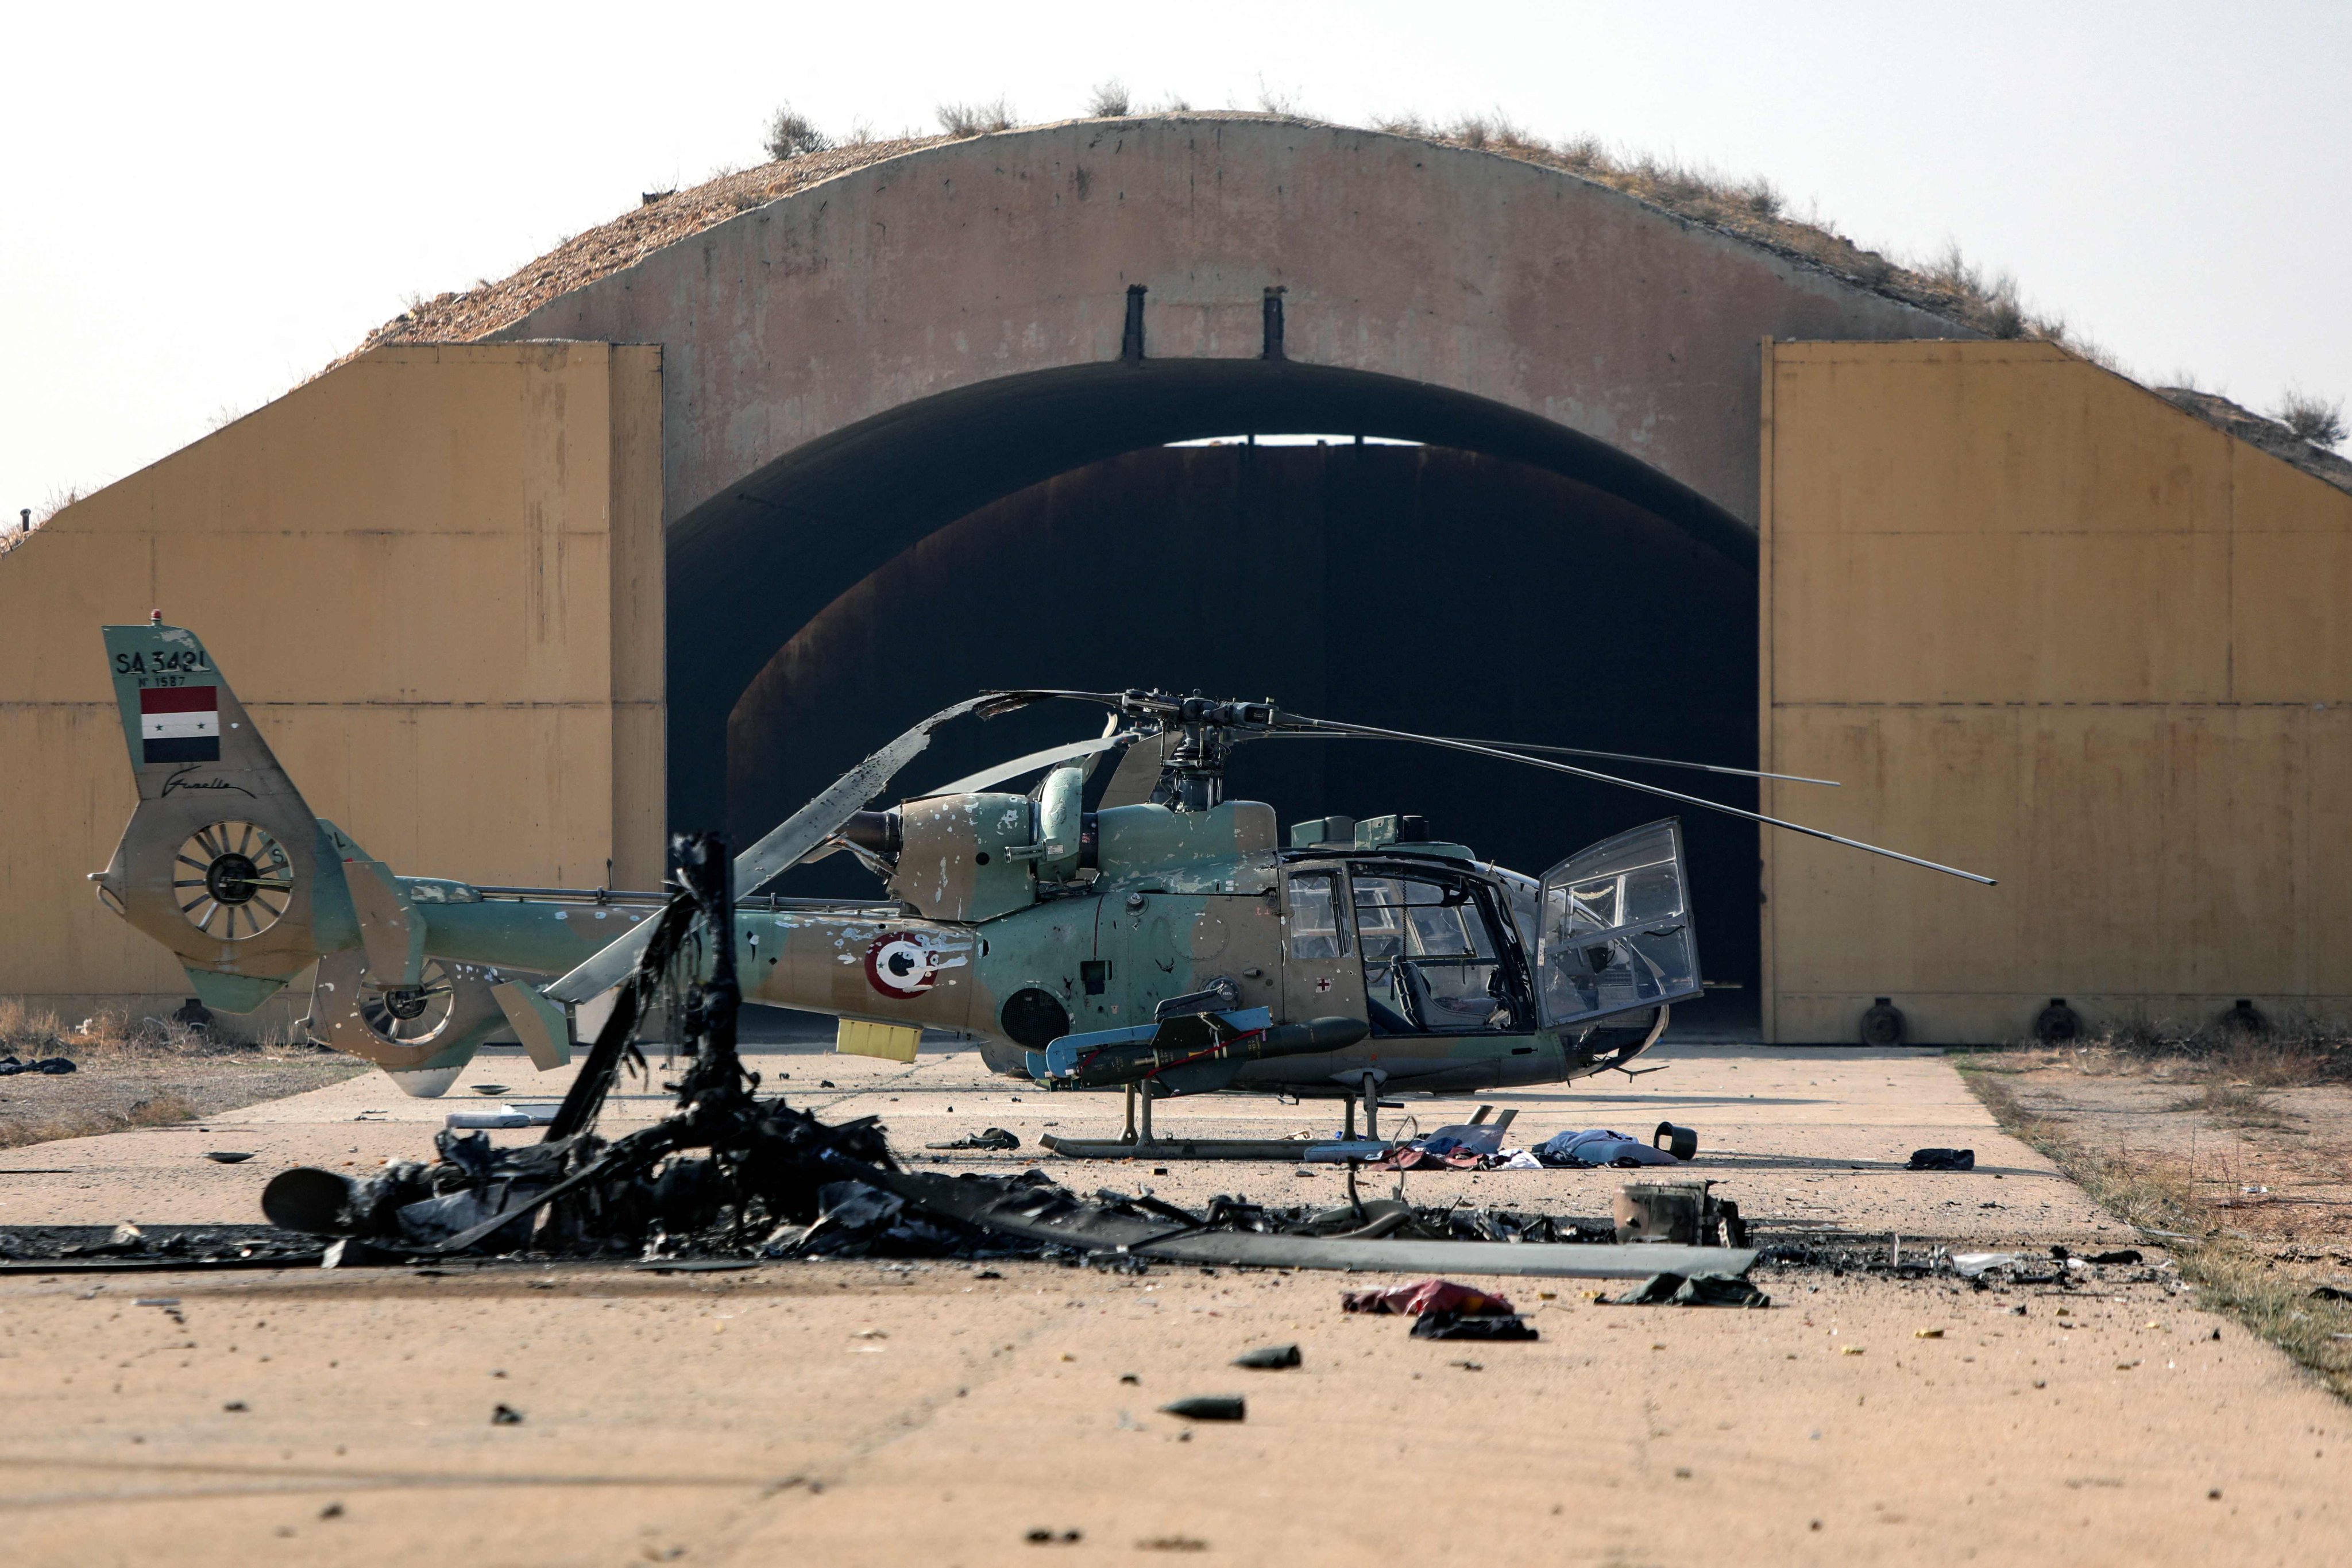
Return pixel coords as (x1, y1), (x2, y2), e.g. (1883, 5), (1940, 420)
(1275, 715), (1995, 886)
(1254, 731), (1838, 787)
(544, 696), (993, 1005)
(913, 733), (1131, 798)
(978, 688), (1127, 719)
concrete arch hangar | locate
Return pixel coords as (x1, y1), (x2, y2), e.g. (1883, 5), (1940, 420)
(489, 116), (1959, 816)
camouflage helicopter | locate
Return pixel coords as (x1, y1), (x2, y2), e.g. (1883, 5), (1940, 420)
(92, 621), (1992, 1130)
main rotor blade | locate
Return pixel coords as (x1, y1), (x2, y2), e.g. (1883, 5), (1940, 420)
(1280, 716), (1995, 886)
(1450, 737), (1838, 787)
(1254, 730), (1838, 786)
(544, 696), (992, 1005)
(912, 733), (1129, 798)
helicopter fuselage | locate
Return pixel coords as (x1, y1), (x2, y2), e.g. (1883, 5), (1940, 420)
(394, 795), (1666, 1099)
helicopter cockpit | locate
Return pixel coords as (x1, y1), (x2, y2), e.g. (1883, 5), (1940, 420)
(1351, 872), (1523, 1035)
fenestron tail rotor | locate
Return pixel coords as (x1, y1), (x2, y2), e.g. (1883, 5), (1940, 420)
(357, 959), (458, 1045)
(172, 821), (296, 941)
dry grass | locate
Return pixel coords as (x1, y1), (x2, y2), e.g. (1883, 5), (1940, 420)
(2079, 1011), (2352, 1085)
(0, 994), (361, 1152)
(1961, 1057), (2352, 1401)
(2165, 1080), (2301, 1131)
(0, 1088), (203, 1150)
(0, 995), (311, 1061)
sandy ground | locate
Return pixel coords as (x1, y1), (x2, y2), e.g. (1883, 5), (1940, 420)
(1, 1041), (2345, 1566)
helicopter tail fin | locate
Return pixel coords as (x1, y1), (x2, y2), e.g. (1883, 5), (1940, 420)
(94, 623), (536, 1099)
(95, 621), (348, 1015)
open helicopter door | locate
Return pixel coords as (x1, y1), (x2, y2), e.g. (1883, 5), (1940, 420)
(1534, 818), (1703, 1028)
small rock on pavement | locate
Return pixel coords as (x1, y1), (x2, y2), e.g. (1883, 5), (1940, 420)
(492, 1404), (525, 1425)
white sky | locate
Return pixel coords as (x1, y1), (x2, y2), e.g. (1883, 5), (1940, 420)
(6, 1), (2347, 520)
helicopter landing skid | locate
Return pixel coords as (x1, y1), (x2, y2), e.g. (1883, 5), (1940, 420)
(1039, 1133), (1399, 1162)
(1041, 1075), (1404, 1161)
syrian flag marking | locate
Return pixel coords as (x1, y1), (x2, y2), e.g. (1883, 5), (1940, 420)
(141, 685), (221, 763)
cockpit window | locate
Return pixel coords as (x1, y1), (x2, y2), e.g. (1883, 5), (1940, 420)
(1283, 870), (1350, 960)
(1353, 877), (1496, 959)
(1354, 873), (1508, 1033)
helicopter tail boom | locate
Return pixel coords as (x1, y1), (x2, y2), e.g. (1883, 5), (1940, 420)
(92, 623), (530, 1096)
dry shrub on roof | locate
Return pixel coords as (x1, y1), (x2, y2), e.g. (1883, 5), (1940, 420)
(1446, 114), (1494, 149)
(937, 97), (1015, 138)
(1087, 80), (1131, 118)
(1552, 133), (1606, 172)
(1736, 176), (1784, 221)
(1255, 80), (1304, 117)
(763, 103), (832, 161)
(1922, 237), (1984, 296)
(1984, 276), (2026, 340)
(2276, 390), (2346, 450)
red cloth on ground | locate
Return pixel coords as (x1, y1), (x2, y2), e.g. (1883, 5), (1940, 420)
(1339, 1278), (1517, 1318)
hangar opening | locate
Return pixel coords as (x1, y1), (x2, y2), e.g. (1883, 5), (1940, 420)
(685, 361), (1763, 1020)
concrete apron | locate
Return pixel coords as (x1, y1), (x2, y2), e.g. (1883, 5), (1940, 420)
(0, 1044), (2342, 1566)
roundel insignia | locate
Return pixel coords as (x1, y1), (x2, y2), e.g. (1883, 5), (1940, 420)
(865, 932), (952, 998)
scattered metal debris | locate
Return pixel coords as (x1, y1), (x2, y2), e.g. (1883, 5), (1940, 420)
(850, 1165), (1755, 1280)
(925, 1127), (1021, 1152)
(445, 1104), (558, 1130)
(1159, 1396), (1245, 1422)
(1231, 1344), (1301, 1369)
(1615, 1180), (1746, 1246)
(1608, 1272), (1771, 1308)
(0, 1223), (322, 1272)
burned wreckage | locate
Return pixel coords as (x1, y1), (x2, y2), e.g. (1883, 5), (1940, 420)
(256, 836), (1757, 1285)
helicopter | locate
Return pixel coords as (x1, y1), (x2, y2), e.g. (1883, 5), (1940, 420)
(90, 621), (1993, 1127)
